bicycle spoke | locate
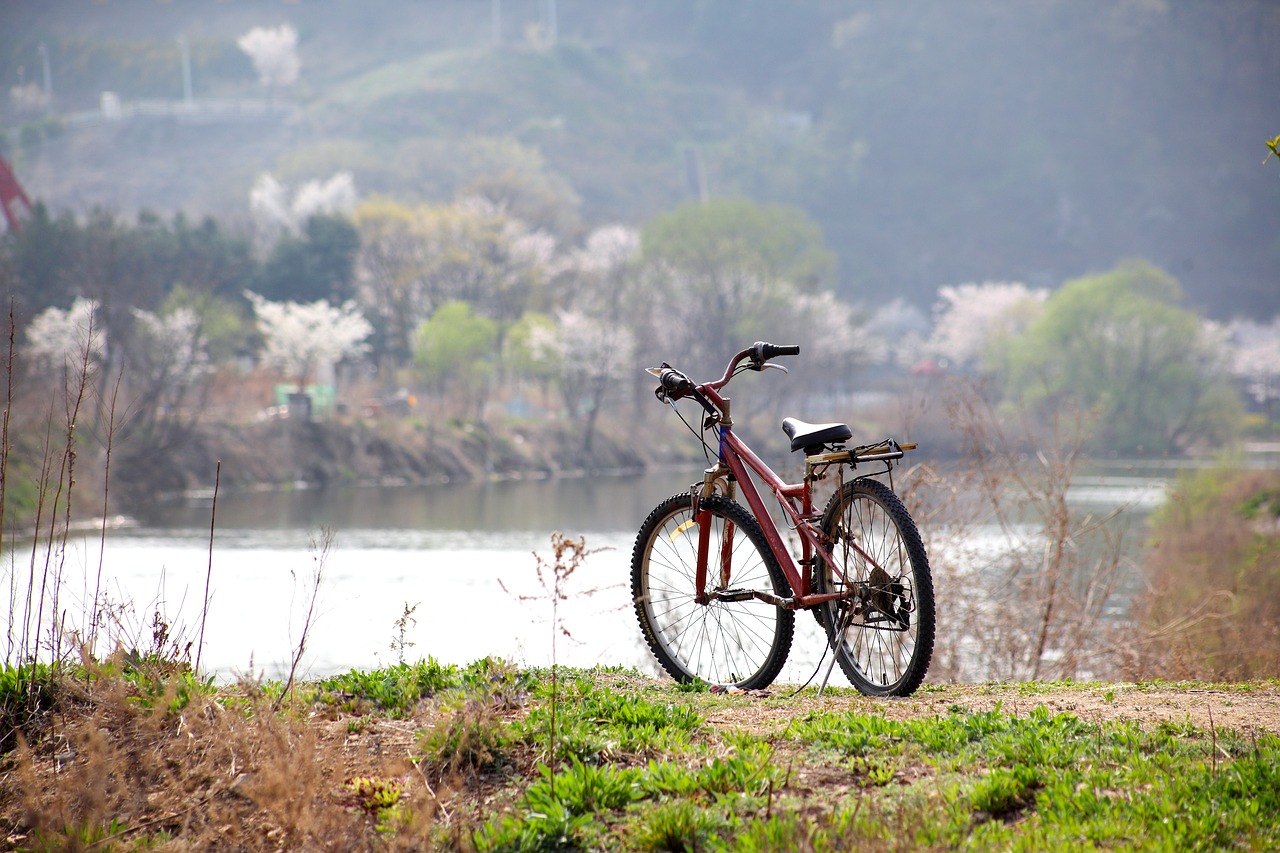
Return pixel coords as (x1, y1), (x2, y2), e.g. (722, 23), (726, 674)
(817, 479), (935, 696)
(633, 495), (794, 689)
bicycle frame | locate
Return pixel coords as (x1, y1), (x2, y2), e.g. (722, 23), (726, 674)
(676, 349), (911, 612)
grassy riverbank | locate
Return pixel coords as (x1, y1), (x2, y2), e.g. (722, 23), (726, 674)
(4, 660), (1278, 851)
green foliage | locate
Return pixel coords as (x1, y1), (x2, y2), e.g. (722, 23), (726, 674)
(255, 214), (360, 304)
(346, 774), (405, 815)
(412, 300), (498, 389)
(16, 116), (65, 152)
(474, 801), (592, 853)
(0, 662), (59, 752)
(503, 311), (559, 384)
(160, 284), (254, 362)
(1005, 259), (1242, 454)
(312, 657), (463, 715)
(1239, 484), (1280, 520)
(518, 676), (703, 762)
(5, 206), (255, 341)
(527, 758), (641, 815)
(641, 197), (834, 292)
(120, 664), (215, 716)
(473, 758), (640, 852)
(416, 688), (512, 778)
(631, 799), (719, 852)
(968, 764), (1042, 817)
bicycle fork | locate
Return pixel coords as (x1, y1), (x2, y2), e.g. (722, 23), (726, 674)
(691, 463), (741, 605)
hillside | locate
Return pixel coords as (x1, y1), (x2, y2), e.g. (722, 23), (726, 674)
(3, 0), (1279, 316)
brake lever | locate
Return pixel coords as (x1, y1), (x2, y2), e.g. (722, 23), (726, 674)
(761, 362), (789, 374)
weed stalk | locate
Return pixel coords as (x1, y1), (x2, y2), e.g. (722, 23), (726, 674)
(195, 460), (219, 674)
(274, 526), (331, 711)
(89, 370), (121, 652)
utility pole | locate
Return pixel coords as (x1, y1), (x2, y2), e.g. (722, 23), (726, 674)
(37, 42), (52, 112)
(178, 35), (193, 105)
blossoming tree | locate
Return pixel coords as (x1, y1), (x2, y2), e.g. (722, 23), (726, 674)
(245, 292), (371, 391)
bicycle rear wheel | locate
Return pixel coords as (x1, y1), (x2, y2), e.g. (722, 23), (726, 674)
(815, 478), (935, 697)
(632, 494), (795, 689)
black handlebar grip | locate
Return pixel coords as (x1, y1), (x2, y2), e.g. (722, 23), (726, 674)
(660, 368), (693, 395)
(752, 341), (801, 361)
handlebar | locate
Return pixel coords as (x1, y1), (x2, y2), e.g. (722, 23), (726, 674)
(650, 342), (800, 406)
(751, 341), (801, 362)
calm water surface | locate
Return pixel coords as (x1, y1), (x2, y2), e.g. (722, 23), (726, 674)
(5, 466), (1173, 684)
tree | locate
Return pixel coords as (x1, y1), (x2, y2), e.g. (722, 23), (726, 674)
(638, 199), (835, 373)
(128, 306), (210, 408)
(118, 305), (213, 451)
(1226, 317), (1280, 428)
(1124, 467), (1280, 680)
(255, 214), (360, 304)
(642, 197), (834, 293)
(237, 24), (301, 94)
(353, 197), (549, 372)
(246, 292), (371, 390)
(250, 171), (357, 252)
(532, 310), (636, 454)
(412, 301), (498, 421)
(159, 284), (254, 365)
(503, 311), (559, 393)
(352, 198), (429, 371)
(24, 297), (104, 373)
(3, 203), (77, 319)
(1007, 260), (1242, 454)
(927, 282), (1048, 374)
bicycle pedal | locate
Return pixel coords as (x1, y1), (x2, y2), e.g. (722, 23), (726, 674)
(710, 588), (758, 602)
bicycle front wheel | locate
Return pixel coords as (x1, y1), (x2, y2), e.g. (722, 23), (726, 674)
(632, 494), (795, 689)
(815, 478), (935, 697)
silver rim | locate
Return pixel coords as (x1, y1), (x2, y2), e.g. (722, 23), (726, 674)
(640, 505), (782, 685)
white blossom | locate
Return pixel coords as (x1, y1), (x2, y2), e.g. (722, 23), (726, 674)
(1226, 317), (1280, 405)
(549, 309), (636, 382)
(292, 172), (357, 222)
(928, 281), (1048, 369)
(25, 297), (104, 369)
(572, 225), (640, 274)
(789, 291), (883, 365)
(249, 173), (292, 238)
(509, 229), (557, 269)
(250, 171), (357, 243)
(237, 24), (301, 89)
(131, 306), (210, 385)
(246, 291), (371, 388)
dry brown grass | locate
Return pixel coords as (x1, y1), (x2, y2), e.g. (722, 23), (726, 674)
(897, 380), (1130, 683)
(1122, 467), (1280, 681)
(1, 666), (447, 851)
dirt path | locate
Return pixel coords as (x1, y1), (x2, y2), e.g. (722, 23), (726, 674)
(695, 681), (1280, 738)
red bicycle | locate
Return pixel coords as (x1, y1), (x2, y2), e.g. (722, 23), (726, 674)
(631, 342), (935, 697)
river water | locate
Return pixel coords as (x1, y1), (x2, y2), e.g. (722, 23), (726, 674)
(3, 467), (1172, 685)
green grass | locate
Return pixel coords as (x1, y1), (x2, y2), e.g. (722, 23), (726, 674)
(12, 661), (1279, 850)
(309, 655), (524, 716)
(469, 673), (1280, 850)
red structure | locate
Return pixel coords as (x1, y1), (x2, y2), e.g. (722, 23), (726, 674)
(0, 154), (33, 233)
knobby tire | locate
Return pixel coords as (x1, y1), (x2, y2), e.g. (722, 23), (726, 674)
(632, 494), (795, 689)
(814, 478), (935, 697)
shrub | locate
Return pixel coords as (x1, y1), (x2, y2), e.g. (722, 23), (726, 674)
(1123, 467), (1280, 680)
